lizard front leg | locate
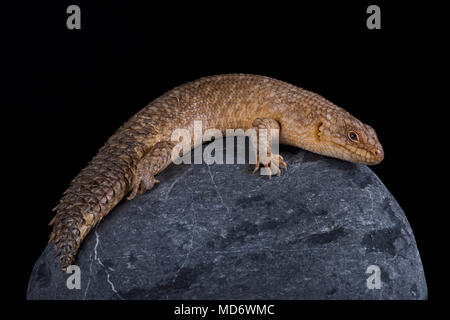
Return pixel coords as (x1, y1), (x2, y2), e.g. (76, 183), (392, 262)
(251, 118), (287, 177)
(127, 141), (175, 200)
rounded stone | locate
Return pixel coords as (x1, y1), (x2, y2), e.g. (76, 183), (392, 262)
(27, 142), (427, 299)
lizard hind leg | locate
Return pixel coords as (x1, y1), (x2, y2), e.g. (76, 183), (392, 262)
(127, 141), (175, 200)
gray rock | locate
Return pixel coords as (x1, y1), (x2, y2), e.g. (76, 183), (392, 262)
(27, 140), (427, 300)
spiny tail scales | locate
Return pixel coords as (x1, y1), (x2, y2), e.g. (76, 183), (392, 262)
(49, 114), (156, 269)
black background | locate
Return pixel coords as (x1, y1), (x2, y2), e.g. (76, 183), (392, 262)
(2, 0), (442, 311)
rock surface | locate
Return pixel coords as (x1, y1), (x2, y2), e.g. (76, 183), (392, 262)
(27, 141), (427, 300)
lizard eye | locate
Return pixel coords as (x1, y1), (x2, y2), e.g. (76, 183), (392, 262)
(348, 131), (359, 142)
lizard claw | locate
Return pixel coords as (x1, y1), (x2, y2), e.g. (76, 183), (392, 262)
(252, 159), (261, 174)
(279, 155), (287, 169)
(127, 178), (140, 200)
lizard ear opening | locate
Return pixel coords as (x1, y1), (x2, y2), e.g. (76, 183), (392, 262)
(315, 122), (323, 141)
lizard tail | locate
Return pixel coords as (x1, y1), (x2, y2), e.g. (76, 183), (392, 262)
(49, 144), (138, 269)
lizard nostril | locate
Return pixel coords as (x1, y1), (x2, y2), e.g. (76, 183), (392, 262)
(371, 146), (384, 161)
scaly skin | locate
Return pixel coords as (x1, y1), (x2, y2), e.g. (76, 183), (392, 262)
(49, 74), (384, 269)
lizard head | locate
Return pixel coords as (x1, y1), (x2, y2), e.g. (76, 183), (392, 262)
(314, 113), (384, 165)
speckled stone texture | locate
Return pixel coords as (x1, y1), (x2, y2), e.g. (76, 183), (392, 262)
(27, 141), (427, 300)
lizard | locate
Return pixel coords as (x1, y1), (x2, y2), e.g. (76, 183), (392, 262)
(49, 74), (384, 270)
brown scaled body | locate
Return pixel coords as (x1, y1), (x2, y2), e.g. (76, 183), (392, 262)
(49, 74), (384, 269)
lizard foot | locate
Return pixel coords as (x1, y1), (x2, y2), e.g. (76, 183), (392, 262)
(253, 153), (287, 178)
(126, 141), (174, 201)
(127, 173), (159, 200)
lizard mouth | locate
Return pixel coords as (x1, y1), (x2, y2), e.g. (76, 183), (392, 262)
(328, 140), (380, 164)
